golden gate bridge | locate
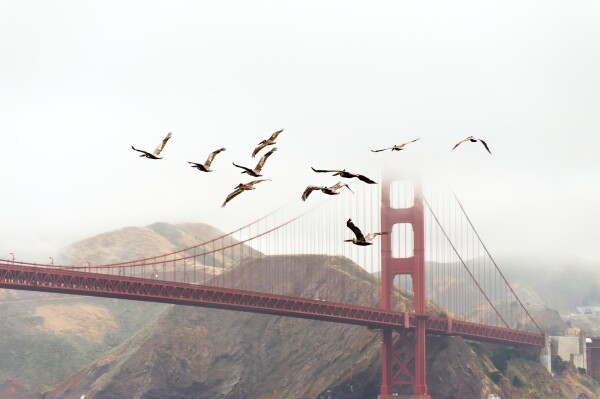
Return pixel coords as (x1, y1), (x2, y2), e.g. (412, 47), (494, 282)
(0, 169), (545, 398)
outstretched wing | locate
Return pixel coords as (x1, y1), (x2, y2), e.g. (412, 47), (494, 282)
(222, 187), (245, 207)
(452, 137), (471, 151)
(251, 141), (269, 158)
(401, 138), (420, 146)
(479, 139), (492, 154)
(364, 232), (388, 242)
(268, 128), (284, 141)
(131, 146), (152, 156)
(232, 162), (254, 174)
(205, 147), (226, 167)
(356, 173), (377, 184)
(346, 218), (365, 241)
(370, 147), (389, 152)
(301, 185), (324, 201)
(153, 132), (172, 156)
(254, 147), (277, 173)
(248, 178), (271, 187)
(311, 167), (340, 174)
(187, 161), (202, 167)
(329, 181), (354, 194)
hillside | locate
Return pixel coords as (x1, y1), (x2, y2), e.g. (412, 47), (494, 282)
(0, 222), (246, 394)
(496, 255), (600, 313)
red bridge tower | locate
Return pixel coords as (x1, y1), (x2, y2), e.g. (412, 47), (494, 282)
(379, 172), (430, 398)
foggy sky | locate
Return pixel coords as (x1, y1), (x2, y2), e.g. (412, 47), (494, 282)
(1, 1), (599, 263)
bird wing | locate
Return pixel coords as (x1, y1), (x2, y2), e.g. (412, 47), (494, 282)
(268, 128), (284, 141)
(251, 142), (269, 158)
(451, 137), (471, 151)
(131, 146), (151, 156)
(204, 147), (226, 167)
(364, 232), (388, 242)
(254, 147), (277, 173)
(222, 187), (245, 207)
(248, 178), (270, 187)
(479, 139), (492, 154)
(187, 161), (202, 167)
(329, 181), (354, 195)
(356, 174), (377, 184)
(401, 138), (420, 146)
(311, 167), (340, 173)
(232, 162), (254, 174)
(153, 132), (172, 156)
(301, 185), (324, 201)
(370, 148), (389, 152)
(346, 219), (365, 241)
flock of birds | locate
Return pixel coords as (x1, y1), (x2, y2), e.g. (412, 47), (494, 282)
(131, 130), (491, 246)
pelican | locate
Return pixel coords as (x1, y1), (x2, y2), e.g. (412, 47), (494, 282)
(222, 179), (270, 207)
(344, 218), (388, 246)
(301, 181), (354, 201)
(188, 148), (226, 172)
(371, 138), (420, 152)
(452, 136), (491, 154)
(131, 132), (172, 159)
(311, 167), (377, 184)
(252, 129), (284, 157)
(233, 147), (277, 177)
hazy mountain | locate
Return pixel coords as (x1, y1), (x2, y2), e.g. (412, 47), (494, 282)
(0, 222), (247, 394)
(495, 254), (600, 312)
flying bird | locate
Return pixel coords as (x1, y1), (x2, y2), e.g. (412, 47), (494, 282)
(221, 179), (270, 207)
(452, 136), (491, 154)
(344, 218), (388, 246)
(252, 129), (284, 157)
(311, 167), (377, 184)
(371, 138), (420, 152)
(301, 181), (354, 201)
(188, 148), (226, 172)
(233, 147), (277, 177)
(131, 132), (172, 159)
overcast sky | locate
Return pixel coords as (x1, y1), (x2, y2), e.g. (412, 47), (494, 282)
(1, 1), (599, 263)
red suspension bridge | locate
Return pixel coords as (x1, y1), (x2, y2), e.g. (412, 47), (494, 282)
(0, 169), (544, 398)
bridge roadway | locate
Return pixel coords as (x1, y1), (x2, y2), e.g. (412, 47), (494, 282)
(0, 262), (544, 347)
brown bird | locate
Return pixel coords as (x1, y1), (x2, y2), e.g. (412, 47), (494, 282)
(344, 218), (388, 246)
(233, 147), (277, 177)
(222, 179), (270, 207)
(131, 132), (172, 159)
(311, 167), (377, 184)
(252, 129), (284, 157)
(452, 136), (491, 154)
(188, 148), (226, 172)
(371, 138), (420, 152)
(301, 181), (354, 201)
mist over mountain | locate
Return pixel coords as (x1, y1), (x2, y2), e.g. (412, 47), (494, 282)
(495, 254), (600, 312)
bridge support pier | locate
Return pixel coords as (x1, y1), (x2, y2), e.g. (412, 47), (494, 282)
(379, 173), (430, 398)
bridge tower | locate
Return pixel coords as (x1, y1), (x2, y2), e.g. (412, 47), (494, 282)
(379, 172), (430, 398)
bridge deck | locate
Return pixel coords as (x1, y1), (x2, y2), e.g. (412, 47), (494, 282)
(0, 263), (544, 347)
